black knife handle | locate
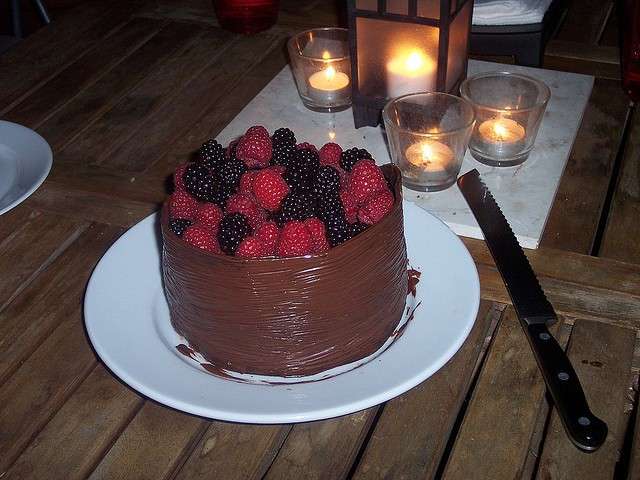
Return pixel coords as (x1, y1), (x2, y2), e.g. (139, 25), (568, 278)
(524, 322), (607, 451)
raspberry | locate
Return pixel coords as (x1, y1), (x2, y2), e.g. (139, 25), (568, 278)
(319, 143), (342, 167)
(296, 142), (317, 152)
(304, 218), (330, 253)
(173, 163), (188, 192)
(236, 236), (269, 258)
(340, 147), (373, 172)
(183, 225), (221, 253)
(313, 166), (341, 197)
(194, 203), (223, 232)
(277, 221), (313, 257)
(198, 139), (226, 171)
(252, 169), (289, 211)
(168, 218), (192, 237)
(358, 190), (394, 224)
(348, 159), (389, 205)
(239, 170), (259, 196)
(217, 213), (253, 255)
(340, 189), (358, 224)
(170, 190), (199, 220)
(236, 128), (272, 168)
(226, 193), (267, 229)
(254, 221), (280, 254)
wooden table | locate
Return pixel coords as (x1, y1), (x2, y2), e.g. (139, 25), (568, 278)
(0, 1), (638, 479)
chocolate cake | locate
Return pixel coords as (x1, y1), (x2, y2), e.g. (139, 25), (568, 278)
(161, 164), (408, 377)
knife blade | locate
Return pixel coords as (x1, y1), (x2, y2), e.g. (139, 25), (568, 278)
(457, 169), (607, 452)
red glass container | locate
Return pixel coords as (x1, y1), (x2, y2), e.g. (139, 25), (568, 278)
(622, 0), (640, 102)
(213, 0), (279, 34)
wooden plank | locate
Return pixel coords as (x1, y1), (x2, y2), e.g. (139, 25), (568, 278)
(60, 27), (233, 172)
(34, 21), (206, 153)
(542, 78), (630, 253)
(87, 402), (205, 480)
(599, 107), (640, 263)
(3, 17), (166, 129)
(0, 0), (142, 113)
(4, 364), (143, 480)
(104, 32), (283, 173)
(536, 320), (636, 479)
(0, 213), (86, 312)
(442, 310), (566, 479)
(545, 40), (619, 65)
(264, 410), (376, 480)
(0, 223), (123, 384)
(350, 301), (497, 479)
(555, 0), (613, 45)
(0, 302), (97, 472)
(174, 423), (291, 480)
(0, 204), (41, 244)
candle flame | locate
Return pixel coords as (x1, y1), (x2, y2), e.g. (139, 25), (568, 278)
(405, 50), (425, 72)
(493, 123), (507, 139)
(421, 143), (433, 160)
(325, 65), (336, 80)
(322, 50), (331, 60)
(328, 130), (336, 140)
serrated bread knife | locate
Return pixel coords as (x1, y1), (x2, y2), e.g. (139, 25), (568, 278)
(457, 169), (607, 452)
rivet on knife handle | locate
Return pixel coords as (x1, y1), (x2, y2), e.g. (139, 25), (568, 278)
(457, 169), (607, 452)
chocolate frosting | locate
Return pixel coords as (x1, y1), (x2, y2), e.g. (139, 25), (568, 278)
(161, 164), (408, 377)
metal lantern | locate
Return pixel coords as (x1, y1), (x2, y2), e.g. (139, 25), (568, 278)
(348, 0), (474, 127)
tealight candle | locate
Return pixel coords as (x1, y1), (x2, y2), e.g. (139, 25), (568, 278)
(405, 140), (455, 174)
(386, 49), (436, 98)
(308, 63), (350, 106)
(473, 117), (526, 159)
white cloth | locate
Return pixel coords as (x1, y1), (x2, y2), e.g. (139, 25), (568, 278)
(472, 0), (553, 25)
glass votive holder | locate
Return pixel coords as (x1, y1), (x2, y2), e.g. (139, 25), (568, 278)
(460, 71), (551, 167)
(382, 92), (475, 192)
(287, 28), (351, 112)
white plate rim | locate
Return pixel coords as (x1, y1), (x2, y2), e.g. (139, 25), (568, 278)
(84, 202), (480, 423)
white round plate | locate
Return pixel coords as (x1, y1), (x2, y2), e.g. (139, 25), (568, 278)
(85, 201), (480, 423)
(0, 121), (53, 215)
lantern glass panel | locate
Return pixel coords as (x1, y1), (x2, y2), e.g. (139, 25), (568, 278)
(445, 1), (471, 91)
(387, 0), (408, 15)
(417, 0), (440, 18)
(356, 17), (440, 98)
(355, 0), (377, 10)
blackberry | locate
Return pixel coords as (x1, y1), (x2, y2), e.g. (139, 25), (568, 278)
(313, 166), (340, 197)
(271, 127), (296, 146)
(169, 218), (192, 237)
(283, 163), (314, 194)
(349, 221), (369, 238)
(217, 213), (253, 255)
(340, 147), (373, 172)
(208, 182), (234, 208)
(325, 215), (351, 247)
(270, 142), (295, 166)
(291, 148), (320, 175)
(316, 194), (345, 223)
(273, 192), (316, 226)
(218, 158), (246, 190)
(198, 139), (225, 171)
(183, 163), (217, 202)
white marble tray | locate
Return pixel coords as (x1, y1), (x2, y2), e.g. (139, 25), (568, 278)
(216, 61), (594, 249)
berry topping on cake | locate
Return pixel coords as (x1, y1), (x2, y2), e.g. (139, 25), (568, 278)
(348, 159), (388, 204)
(277, 221), (313, 257)
(194, 203), (223, 231)
(226, 193), (267, 229)
(340, 189), (358, 224)
(254, 221), (280, 254)
(236, 126), (272, 168)
(169, 218), (192, 237)
(252, 169), (290, 211)
(358, 189), (394, 225)
(319, 142), (342, 167)
(313, 166), (341, 197)
(239, 170), (259, 195)
(324, 214), (351, 247)
(170, 190), (199, 220)
(296, 142), (317, 152)
(218, 157), (247, 191)
(183, 225), (221, 253)
(198, 139), (226, 170)
(217, 213), (253, 255)
(274, 192), (316, 225)
(340, 147), (373, 172)
(236, 236), (269, 258)
(183, 163), (216, 202)
(304, 218), (330, 253)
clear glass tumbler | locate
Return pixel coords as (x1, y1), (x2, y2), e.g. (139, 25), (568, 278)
(460, 71), (550, 167)
(288, 28), (351, 112)
(382, 92), (475, 192)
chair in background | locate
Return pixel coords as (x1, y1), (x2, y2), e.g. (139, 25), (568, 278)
(9, 0), (51, 39)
